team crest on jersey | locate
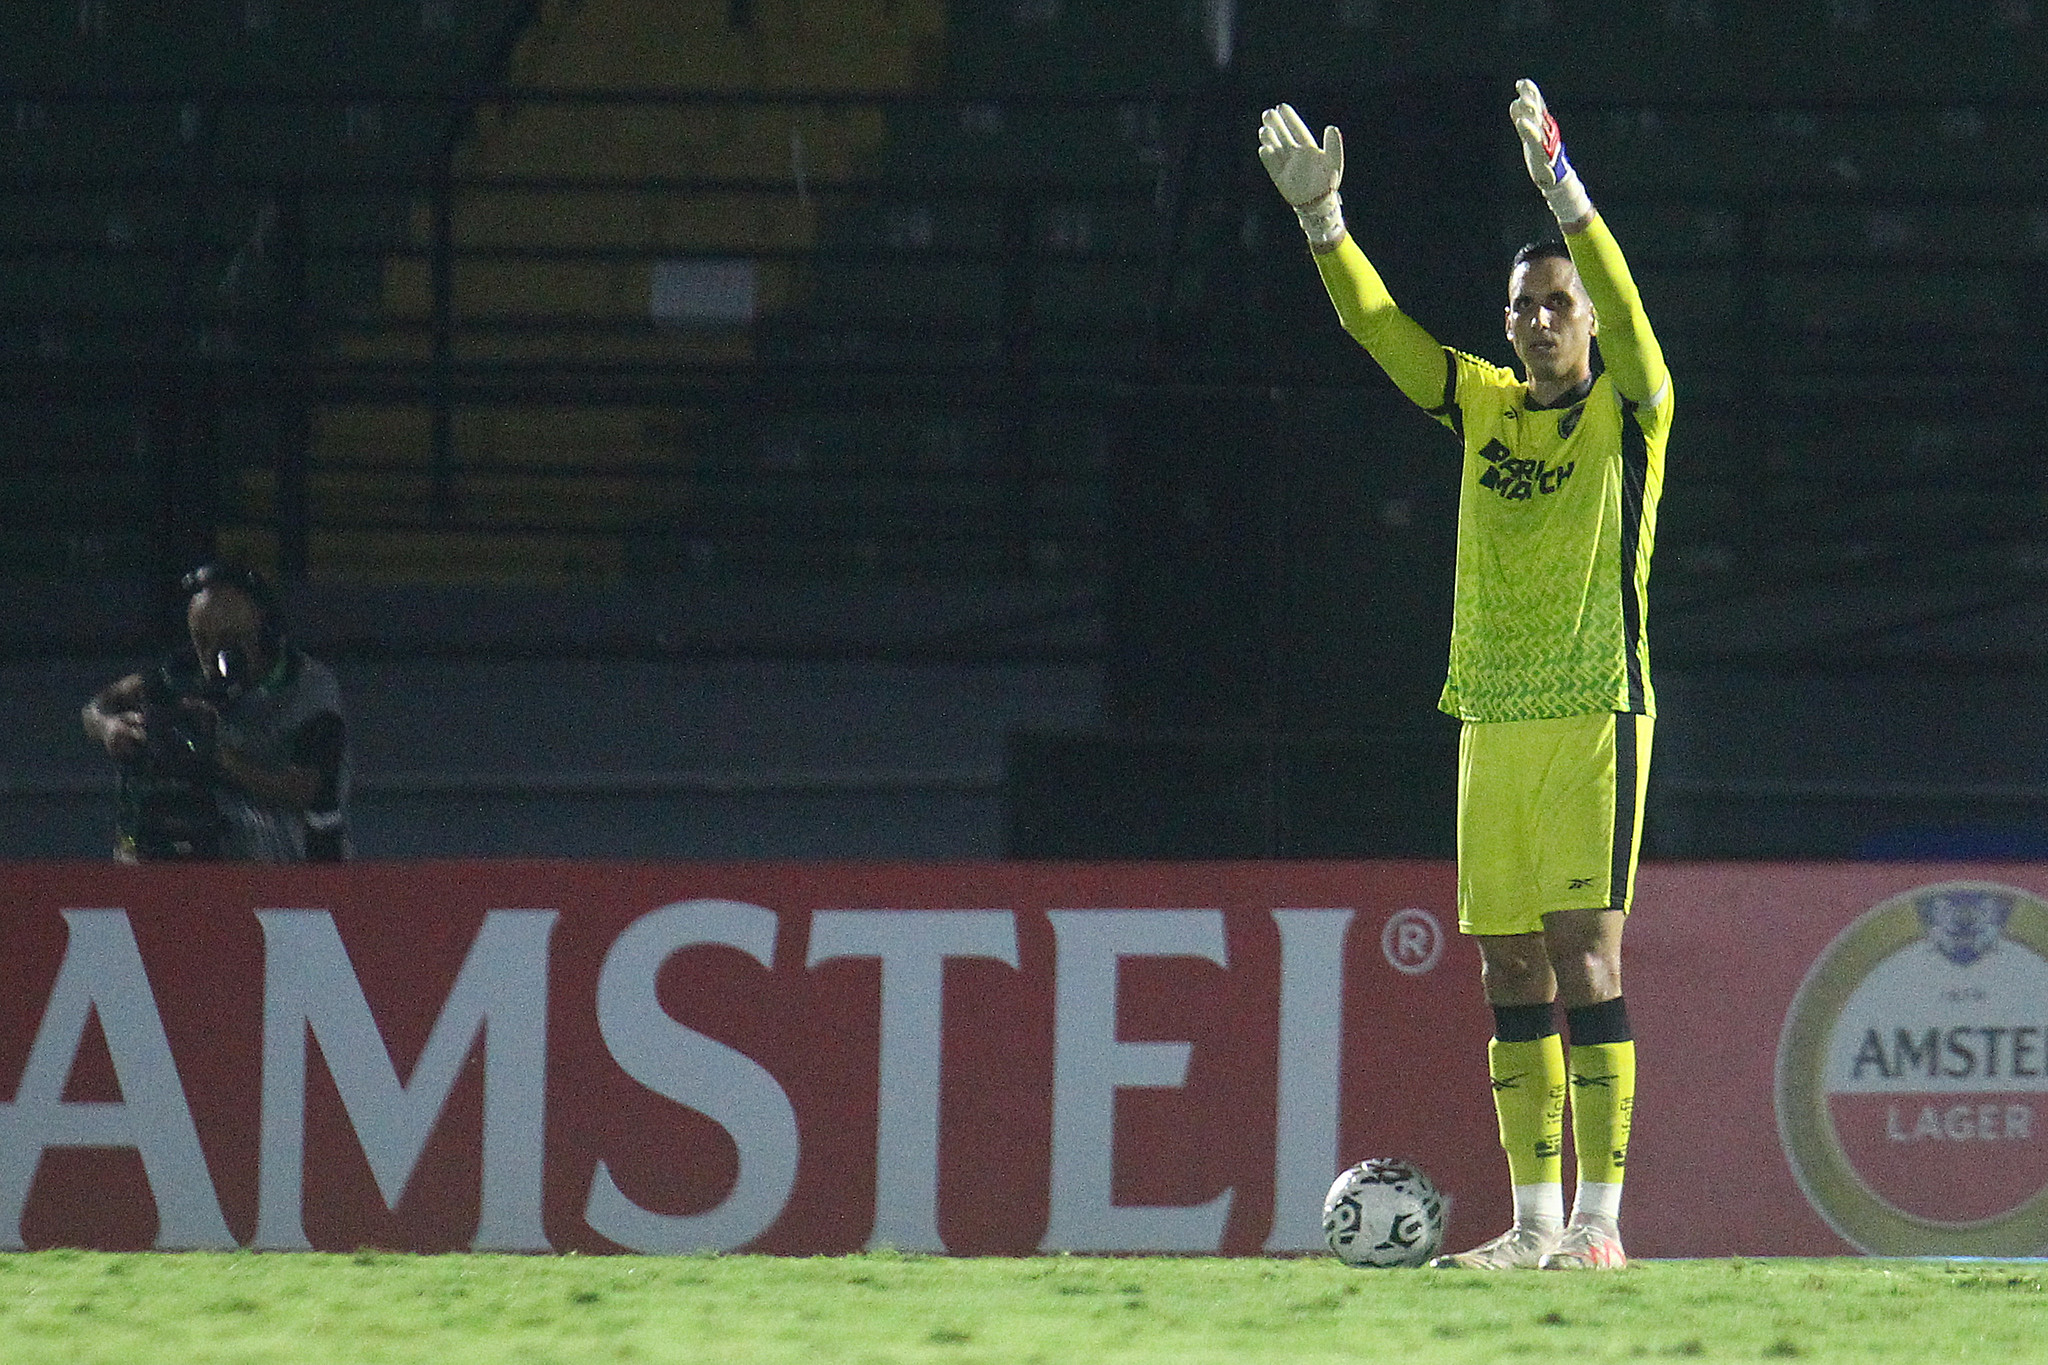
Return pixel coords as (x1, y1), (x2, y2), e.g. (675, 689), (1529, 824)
(1476, 438), (1574, 501)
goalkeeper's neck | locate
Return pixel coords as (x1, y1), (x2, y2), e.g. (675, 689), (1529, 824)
(1525, 367), (1594, 408)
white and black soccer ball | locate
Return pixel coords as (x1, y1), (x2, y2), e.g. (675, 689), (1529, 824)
(1321, 1158), (1446, 1268)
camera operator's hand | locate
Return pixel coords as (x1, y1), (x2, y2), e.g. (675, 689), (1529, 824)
(96, 708), (149, 762)
(128, 695), (221, 782)
(84, 675), (152, 762)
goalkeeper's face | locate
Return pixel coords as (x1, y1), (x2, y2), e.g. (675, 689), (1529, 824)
(1504, 255), (1595, 392)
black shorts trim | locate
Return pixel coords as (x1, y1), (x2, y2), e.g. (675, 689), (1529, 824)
(1608, 711), (1642, 913)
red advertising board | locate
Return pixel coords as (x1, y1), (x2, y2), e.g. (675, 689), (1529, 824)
(1632, 864), (2048, 1260)
(1, 860), (2044, 1259)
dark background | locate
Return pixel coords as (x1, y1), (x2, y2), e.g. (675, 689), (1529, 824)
(7, 0), (2048, 861)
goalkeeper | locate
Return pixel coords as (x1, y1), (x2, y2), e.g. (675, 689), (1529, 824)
(1258, 81), (1671, 1271)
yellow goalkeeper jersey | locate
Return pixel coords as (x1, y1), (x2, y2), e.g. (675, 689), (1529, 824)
(1313, 217), (1671, 723)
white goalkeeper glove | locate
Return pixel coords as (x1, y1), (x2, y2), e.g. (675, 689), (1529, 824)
(1258, 103), (1346, 247)
(1509, 78), (1593, 228)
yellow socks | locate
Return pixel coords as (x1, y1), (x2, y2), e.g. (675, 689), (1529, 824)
(1568, 1040), (1635, 1185)
(1488, 1031), (1566, 1222)
(1564, 998), (1636, 1228)
(1489, 999), (1636, 1231)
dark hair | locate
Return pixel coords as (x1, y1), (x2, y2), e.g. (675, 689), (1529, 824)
(180, 561), (283, 655)
(1511, 238), (1573, 272)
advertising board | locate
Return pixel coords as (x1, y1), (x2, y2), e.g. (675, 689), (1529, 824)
(4, 860), (2042, 1258)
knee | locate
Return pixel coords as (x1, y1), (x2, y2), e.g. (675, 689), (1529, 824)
(1542, 909), (1625, 1008)
(1479, 947), (1554, 1005)
(1551, 944), (1622, 1008)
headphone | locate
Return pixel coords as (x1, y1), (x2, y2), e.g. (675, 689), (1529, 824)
(180, 561), (285, 659)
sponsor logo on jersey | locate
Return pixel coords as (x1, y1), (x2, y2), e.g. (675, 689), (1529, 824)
(1476, 438), (1574, 502)
(1776, 881), (2048, 1256)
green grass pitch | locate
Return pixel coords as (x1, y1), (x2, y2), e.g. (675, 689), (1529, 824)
(0, 1250), (2042, 1363)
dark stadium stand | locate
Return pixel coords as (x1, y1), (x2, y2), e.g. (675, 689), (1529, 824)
(7, 0), (2048, 859)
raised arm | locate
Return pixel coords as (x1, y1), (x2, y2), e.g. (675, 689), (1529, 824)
(1509, 79), (1669, 407)
(1565, 217), (1668, 407)
(1258, 103), (1453, 413)
(1312, 237), (1455, 412)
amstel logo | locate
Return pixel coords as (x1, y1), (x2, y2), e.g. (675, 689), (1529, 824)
(1776, 881), (2048, 1256)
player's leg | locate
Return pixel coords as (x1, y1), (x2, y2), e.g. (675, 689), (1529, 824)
(1531, 711), (1651, 1271)
(1428, 933), (1569, 1269)
(1431, 721), (1565, 1270)
(1541, 907), (1632, 1269)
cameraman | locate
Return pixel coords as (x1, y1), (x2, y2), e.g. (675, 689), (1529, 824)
(82, 562), (352, 862)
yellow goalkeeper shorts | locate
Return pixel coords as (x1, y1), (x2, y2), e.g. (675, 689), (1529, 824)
(1455, 710), (1652, 937)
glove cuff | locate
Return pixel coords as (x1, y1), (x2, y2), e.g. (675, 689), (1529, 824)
(1294, 191), (1345, 247)
(1541, 169), (1592, 228)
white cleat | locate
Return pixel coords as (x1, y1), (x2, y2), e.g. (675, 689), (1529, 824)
(1537, 1221), (1627, 1270)
(1427, 1222), (1562, 1270)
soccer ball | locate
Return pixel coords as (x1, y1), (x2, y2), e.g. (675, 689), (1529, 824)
(1321, 1158), (1446, 1268)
